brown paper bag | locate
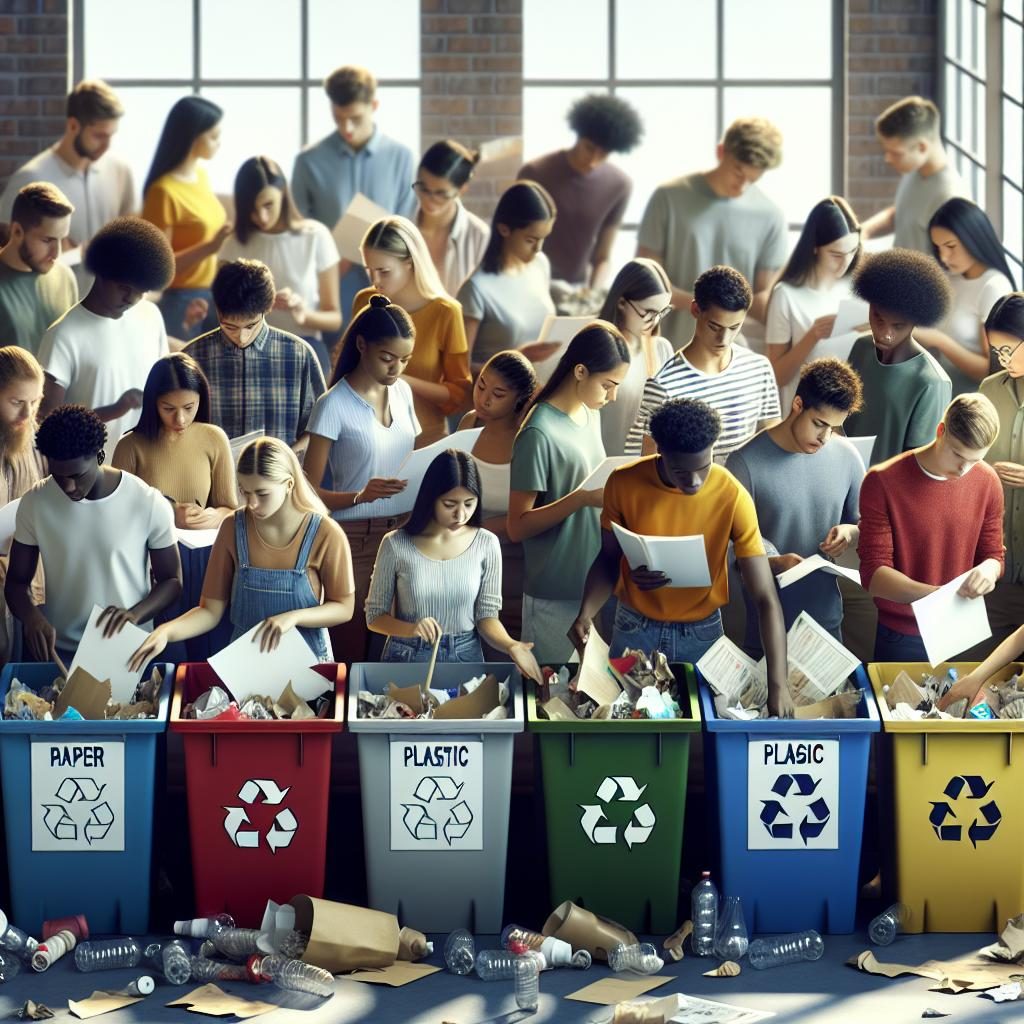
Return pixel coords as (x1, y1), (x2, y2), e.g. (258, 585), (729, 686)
(291, 895), (400, 973)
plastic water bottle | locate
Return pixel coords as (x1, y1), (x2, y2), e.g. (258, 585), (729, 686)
(190, 955), (253, 983)
(160, 940), (192, 985)
(476, 949), (545, 980)
(444, 929), (476, 975)
(513, 953), (539, 1011)
(691, 871), (719, 957)
(75, 938), (142, 972)
(748, 931), (824, 969)
(0, 950), (21, 983)
(276, 930), (310, 959)
(256, 954), (333, 997)
(869, 903), (907, 946)
(608, 942), (664, 974)
(0, 910), (38, 960)
(174, 914), (235, 938)
(204, 926), (262, 961)
(500, 924), (576, 968)
(31, 929), (76, 971)
(124, 976), (155, 996)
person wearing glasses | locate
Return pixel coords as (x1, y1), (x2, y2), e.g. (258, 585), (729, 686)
(625, 265), (781, 462)
(595, 258), (674, 456)
(413, 140), (489, 296)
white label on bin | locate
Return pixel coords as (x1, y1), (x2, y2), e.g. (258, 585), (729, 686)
(389, 739), (483, 851)
(30, 740), (126, 852)
(746, 739), (839, 850)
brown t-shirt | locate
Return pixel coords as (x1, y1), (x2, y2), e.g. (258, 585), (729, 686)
(202, 509), (355, 604)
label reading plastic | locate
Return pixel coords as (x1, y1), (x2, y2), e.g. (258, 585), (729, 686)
(746, 738), (839, 850)
(30, 740), (126, 852)
(389, 739), (483, 851)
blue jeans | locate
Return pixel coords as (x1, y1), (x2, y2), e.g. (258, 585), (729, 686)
(382, 630), (484, 664)
(610, 604), (723, 664)
(874, 623), (929, 663)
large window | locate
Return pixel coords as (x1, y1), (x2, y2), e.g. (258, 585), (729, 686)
(1002, 0), (1023, 278)
(73, 0), (421, 198)
(523, 0), (845, 269)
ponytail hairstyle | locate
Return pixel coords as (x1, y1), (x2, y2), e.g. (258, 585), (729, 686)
(329, 293), (416, 386)
(233, 155), (305, 246)
(478, 350), (538, 416)
(403, 449), (483, 536)
(930, 197), (1017, 288)
(530, 320), (630, 408)
(985, 292), (1024, 340)
(598, 258), (673, 375)
(481, 180), (557, 274)
(133, 352), (212, 441)
(236, 436), (328, 517)
(778, 196), (862, 288)
(361, 216), (448, 299)
(418, 139), (481, 190)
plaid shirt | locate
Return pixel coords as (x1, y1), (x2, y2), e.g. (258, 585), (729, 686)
(184, 322), (326, 443)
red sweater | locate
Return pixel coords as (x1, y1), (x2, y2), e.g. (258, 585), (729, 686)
(859, 451), (1005, 634)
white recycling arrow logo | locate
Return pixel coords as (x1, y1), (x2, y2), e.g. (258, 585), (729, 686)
(223, 779), (298, 854)
(579, 776), (656, 849)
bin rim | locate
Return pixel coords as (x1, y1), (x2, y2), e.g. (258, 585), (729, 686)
(525, 661), (703, 732)
(169, 662), (345, 733)
(867, 661), (1024, 733)
(697, 665), (881, 733)
(0, 662), (173, 734)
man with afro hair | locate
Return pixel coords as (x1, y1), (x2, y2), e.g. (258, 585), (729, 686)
(844, 247), (953, 465)
(519, 93), (642, 288)
(37, 215), (173, 450)
(571, 397), (793, 718)
(5, 404), (180, 665)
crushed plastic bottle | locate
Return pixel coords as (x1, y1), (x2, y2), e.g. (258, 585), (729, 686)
(174, 914), (235, 939)
(869, 903), (908, 946)
(75, 938), (142, 972)
(691, 871), (719, 957)
(256, 954), (333, 997)
(0, 950), (20, 983)
(513, 953), (539, 1011)
(190, 955), (254, 983)
(748, 930), (824, 969)
(0, 909), (38, 961)
(276, 930), (310, 959)
(443, 929), (476, 976)
(607, 942), (664, 975)
(31, 929), (76, 972)
(204, 925), (262, 961)
(160, 940), (192, 985)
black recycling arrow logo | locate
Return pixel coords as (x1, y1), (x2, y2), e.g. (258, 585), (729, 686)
(760, 773), (830, 845)
(929, 776), (1001, 847)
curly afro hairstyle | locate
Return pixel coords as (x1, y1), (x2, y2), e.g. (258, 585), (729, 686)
(650, 398), (722, 454)
(567, 94), (643, 154)
(853, 248), (952, 327)
(35, 404), (107, 463)
(796, 358), (864, 414)
(84, 216), (174, 292)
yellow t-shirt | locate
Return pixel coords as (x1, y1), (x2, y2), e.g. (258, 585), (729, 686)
(142, 167), (226, 289)
(601, 457), (765, 622)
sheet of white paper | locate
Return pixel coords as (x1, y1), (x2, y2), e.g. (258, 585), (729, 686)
(612, 524), (711, 587)
(229, 429), (264, 463)
(697, 635), (766, 704)
(577, 456), (634, 493)
(669, 992), (776, 1023)
(776, 553), (862, 589)
(332, 193), (389, 264)
(912, 568), (993, 667)
(845, 434), (875, 469)
(785, 611), (861, 701)
(388, 428), (483, 515)
(574, 628), (621, 706)
(0, 497), (20, 556)
(208, 624), (330, 704)
(176, 526), (221, 550)
(812, 329), (858, 363)
(68, 604), (150, 703)
(831, 298), (870, 337)
(527, 315), (595, 384)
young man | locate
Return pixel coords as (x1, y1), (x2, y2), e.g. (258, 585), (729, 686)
(636, 117), (787, 341)
(844, 248), (953, 465)
(37, 217), (172, 450)
(291, 66), (416, 323)
(0, 80), (134, 291)
(518, 93), (642, 288)
(861, 96), (967, 255)
(185, 259), (326, 445)
(5, 405), (181, 664)
(726, 359), (865, 654)
(625, 265), (780, 460)
(571, 398), (793, 718)
(859, 393), (1004, 663)
(0, 183), (78, 355)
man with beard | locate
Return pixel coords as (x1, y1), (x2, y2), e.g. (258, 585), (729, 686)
(0, 183), (77, 354)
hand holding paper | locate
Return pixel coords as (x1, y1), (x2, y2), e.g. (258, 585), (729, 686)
(71, 604), (150, 703)
(611, 523), (711, 588)
(912, 568), (993, 667)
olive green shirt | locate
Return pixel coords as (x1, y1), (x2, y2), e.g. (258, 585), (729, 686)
(0, 261), (78, 355)
(980, 370), (1024, 583)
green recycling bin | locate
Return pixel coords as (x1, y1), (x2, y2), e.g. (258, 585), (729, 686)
(526, 664), (702, 933)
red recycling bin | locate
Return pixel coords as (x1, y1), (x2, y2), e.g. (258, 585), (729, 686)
(169, 663), (344, 927)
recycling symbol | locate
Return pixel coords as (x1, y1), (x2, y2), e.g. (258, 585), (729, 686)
(760, 773), (831, 845)
(579, 776), (656, 849)
(402, 776), (474, 845)
(42, 777), (115, 845)
(223, 779), (298, 854)
(929, 776), (1001, 847)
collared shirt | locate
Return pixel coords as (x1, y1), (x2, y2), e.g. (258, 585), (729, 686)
(184, 321), (326, 444)
(421, 201), (490, 296)
(981, 371), (1024, 582)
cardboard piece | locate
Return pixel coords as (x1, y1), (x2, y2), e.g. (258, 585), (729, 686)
(291, 895), (400, 974)
(981, 913), (1024, 961)
(541, 695), (578, 722)
(53, 668), (111, 721)
(166, 985), (276, 1018)
(68, 992), (143, 1019)
(387, 681), (433, 714)
(433, 673), (499, 720)
(542, 900), (637, 962)
(68, 605), (148, 703)
(884, 671), (927, 709)
(341, 962), (440, 986)
(847, 948), (1024, 992)
(794, 690), (862, 720)
(564, 976), (672, 1005)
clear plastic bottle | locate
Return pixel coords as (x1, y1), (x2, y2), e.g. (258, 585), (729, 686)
(691, 871), (719, 957)
(174, 914), (235, 939)
(607, 942), (664, 975)
(124, 976), (155, 996)
(277, 930), (310, 959)
(868, 903), (908, 946)
(748, 930), (824, 970)
(31, 929), (76, 972)
(713, 896), (749, 961)
(476, 949), (545, 980)
(570, 949), (592, 969)
(257, 954), (333, 998)
(0, 910), (38, 961)
(0, 950), (20, 983)
(443, 929), (476, 976)
(206, 926), (263, 961)
(500, 925), (575, 968)
(75, 938), (142, 972)
(160, 939), (192, 985)
(513, 953), (539, 1011)
(190, 955), (253, 983)
(500, 924), (544, 951)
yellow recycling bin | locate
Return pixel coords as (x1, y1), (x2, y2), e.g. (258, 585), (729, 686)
(868, 662), (1024, 933)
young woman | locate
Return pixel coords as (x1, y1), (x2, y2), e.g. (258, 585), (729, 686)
(917, 197), (1017, 395)
(349, 217), (471, 446)
(765, 196), (863, 410)
(596, 258), (675, 456)
(366, 449), (542, 681)
(304, 294), (419, 661)
(413, 140), (490, 296)
(128, 436), (354, 668)
(507, 322), (630, 665)
(142, 96), (231, 341)
(457, 181), (557, 374)
(112, 352), (236, 530)
(220, 156), (341, 376)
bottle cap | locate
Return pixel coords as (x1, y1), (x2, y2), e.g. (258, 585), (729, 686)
(127, 975), (155, 996)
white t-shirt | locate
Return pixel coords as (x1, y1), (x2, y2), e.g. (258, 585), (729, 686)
(220, 221), (338, 338)
(38, 300), (169, 451)
(14, 472), (176, 649)
(939, 268), (1015, 395)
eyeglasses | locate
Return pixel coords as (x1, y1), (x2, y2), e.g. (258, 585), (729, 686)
(994, 339), (1024, 367)
(412, 181), (458, 201)
(626, 297), (673, 325)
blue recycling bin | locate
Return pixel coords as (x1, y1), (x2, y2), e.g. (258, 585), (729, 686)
(0, 662), (172, 935)
(698, 666), (880, 934)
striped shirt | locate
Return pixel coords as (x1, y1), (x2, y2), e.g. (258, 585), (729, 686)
(625, 346), (781, 460)
(365, 528), (502, 634)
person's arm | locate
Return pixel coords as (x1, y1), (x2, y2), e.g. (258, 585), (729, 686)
(914, 327), (990, 382)
(636, 245), (691, 310)
(96, 542), (182, 636)
(861, 205), (895, 240)
(365, 534), (429, 639)
(748, 267), (781, 325)
(506, 486), (599, 543)
(304, 433), (406, 512)
(938, 621), (1024, 711)
(477, 617), (543, 682)
(4, 541), (55, 662)
(289, 263), (342, 335)
(588, 222), (620, 291)
(464, 318), (482, 373)
(768, 316), (840, 388)
(126, 598), (227, 671)
(40, 374), (142, 425)
(568, 527), (622, 651)
(738, 553), (793, 718)
(154, 222), (233, 276)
